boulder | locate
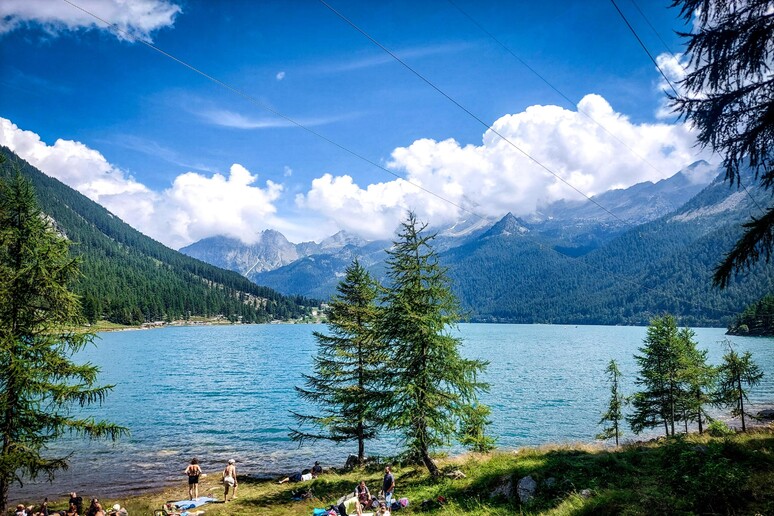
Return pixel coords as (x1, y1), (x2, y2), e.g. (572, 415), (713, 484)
(757, 409), (774, 420)
(489, 477), (514, 500)
(580, 488), (592, 499)
(517, 475), (538, 504)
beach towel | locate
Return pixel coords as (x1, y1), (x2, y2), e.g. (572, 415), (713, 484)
(172, 497), (217, 509)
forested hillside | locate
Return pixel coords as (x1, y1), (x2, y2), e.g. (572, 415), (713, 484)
(0, 148), (317, 324)
(446, 173), (774, 326)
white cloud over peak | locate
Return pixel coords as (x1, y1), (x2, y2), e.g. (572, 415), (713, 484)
(0, 117), (286, 249)
(298, 94), (711, 239)
(0, 0), (181, 41)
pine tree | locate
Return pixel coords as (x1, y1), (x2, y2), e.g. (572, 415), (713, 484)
(677, 340), (715, 434)
(290, 259), (387, 464)
(380, 212), (489, 476)
(670, 0), (774, 287)
(596, 359), (625, 446)
(0, 171), (127, 513)
(458, 403), (496, 453)
(628, 315), (695, 437)
(715, 340), (763, 432)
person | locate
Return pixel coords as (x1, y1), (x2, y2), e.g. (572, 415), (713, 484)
(85, 499), (104, 516)
(354, 480), (370, 506)
(15, 504), (25, 516)
(64, 503), (78, 516)
(69, 493), (83, 516)
(381, 466), (395, 507)
(311, 461), (322, 475)
(222, 459), (238, 502)
(337, 496), (362, 516)
(184, 457), (203, 500)
(277, 469), (315, 483)
(108, 505), (127, 516)
(377, 501), (391, 516)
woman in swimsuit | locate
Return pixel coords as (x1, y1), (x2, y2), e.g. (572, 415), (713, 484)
(185, 457), (202, 500)
(222, 459), (238, 502)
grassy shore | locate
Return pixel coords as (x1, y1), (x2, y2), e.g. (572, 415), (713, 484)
(31, 427), (774, 516)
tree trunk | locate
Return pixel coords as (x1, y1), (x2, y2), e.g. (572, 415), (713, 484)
(738, 377), (746, 432)
(420, 446), (439, 477)
(357, 421), (365, 464)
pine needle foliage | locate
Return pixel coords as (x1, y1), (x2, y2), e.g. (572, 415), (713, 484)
(379, 212), (489, 476)
(670, 0), (774, 287)
(290, 259), (387, 463)
(628, 315), (708, 437)
(596, 359), (625, 446)
(715, 339), (764, 432)
(0, 170), (127, 513)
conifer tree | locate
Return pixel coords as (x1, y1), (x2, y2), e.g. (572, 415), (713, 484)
(458, 403), (496, 453)
(0, 171), (127, 513)
(380, 212), (489, 476)
(597, 359), (625, 446)
(628, 315), (695, 437)
(291, 259), (386, 464)
(715, 340), (763, 432)
(677, 341), (715, 434)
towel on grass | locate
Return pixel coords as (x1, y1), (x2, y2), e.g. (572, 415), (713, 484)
(172, 497), (217, 509)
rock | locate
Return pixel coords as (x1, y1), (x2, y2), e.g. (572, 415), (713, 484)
(344, 455), (360, 469)
(517, 475), (537, 504)
(445, 469), (466, 480)
(758, 409), (774, 420)
(580, 488), (592, 498)
(693, 445), (708, 455)
(489, 477), (514, 500)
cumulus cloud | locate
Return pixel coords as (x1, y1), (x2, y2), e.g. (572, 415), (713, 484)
(276, 71), (286, 81)
(297, 94), (711, 239)
(0, 0), (180, 41)
(0, 117), (287, 249)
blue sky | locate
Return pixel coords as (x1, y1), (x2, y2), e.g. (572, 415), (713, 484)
(0, 0), (712, 248)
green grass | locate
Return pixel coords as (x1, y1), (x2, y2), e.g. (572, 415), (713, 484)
(28, 428), (774, 515)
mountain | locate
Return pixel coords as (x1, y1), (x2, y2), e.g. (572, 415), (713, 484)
(445, 166), (773, 326)
(0, 147), (317, 325)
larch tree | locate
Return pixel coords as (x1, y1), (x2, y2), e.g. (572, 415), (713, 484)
(628, 315), (695, 437)
(715, 340), (763, 432)
(596, 359), (625, 447)
(290, 259), (387, 464)
(0, 170), (127, 513)
(379, 212), (489, 476)
(669, 0), (774, 287)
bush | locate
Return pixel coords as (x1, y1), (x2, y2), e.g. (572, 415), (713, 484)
(708, 420), (735, 437)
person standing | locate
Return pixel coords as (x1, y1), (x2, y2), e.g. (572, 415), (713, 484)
(69, 493), (83, 516)
(222, 459), (238, 502)
(382, 466), (395, 507)
(185, 457), (202, 500)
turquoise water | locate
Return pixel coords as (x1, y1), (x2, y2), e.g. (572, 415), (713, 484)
(10, 323), (774, 502)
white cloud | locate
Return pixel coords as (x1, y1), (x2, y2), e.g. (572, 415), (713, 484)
(0, 0), (180, 41)
(276, 71), (286, 81)
(0, 117), (289, 249)
(199, 109), (353, 130)
(298, 94), (711, 239)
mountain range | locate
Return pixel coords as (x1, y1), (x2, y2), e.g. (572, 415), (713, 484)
(0, 147), (317, 325)
(181, 160), (774, 326)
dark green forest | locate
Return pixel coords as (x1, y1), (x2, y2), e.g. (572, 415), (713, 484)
(728, 295), (774, 336)
(445, 178), (774, 327)
(0, 148), (318, 325)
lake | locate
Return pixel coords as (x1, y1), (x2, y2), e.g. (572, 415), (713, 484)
(9, 323), (774, 503)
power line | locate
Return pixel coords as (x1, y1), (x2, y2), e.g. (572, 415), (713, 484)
(60, 0), (478, 220)
(445, 0), (677, 201)
(610, 0), (765, 216)
(315, 0), (742, 318)
(318, 0), (627, 226)
(627, 0), (683, 65)
(609, 0), (680, 97)
(61, 0), (740, 319)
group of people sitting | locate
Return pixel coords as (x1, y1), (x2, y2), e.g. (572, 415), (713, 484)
(14, 493), (128, 516)
(333, 466), (397, 516)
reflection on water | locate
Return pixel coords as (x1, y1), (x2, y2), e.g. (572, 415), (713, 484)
(9, 324), (774, 502)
